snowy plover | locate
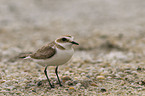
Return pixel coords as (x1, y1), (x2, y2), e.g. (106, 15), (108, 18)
(23, 35), (79, 88)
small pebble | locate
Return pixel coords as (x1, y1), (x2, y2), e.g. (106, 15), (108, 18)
(69, 87), (75, 90)
(0, 80), (5, 84)
(0, 73), (2, 79)
(96, 76), (105, 80)
(37, 81), (42, 86)
(118, 72), (125, 77)
(73, 80), (79, 85)
(125, 67), (131, 70)
(90, 83), (98, 87)
(65, 67), (70, 70)
(75, 83), (81, 88)
(62, 76), (71, 83)
(80, 80), (90, 88)
(141, 80), (145, 85)
(131, 71), (138, 75)
(100, 71), (109, 76)
(137, 67), (142, 71)
(116, 73), (121, 77)
(32, 89), (36, 92)
(68, 87), (76, 94)
(100, 88), (107, 92)
(86, 75), (90, 78)
(81, 72), (85, 76)
(107, 76), (112, 79)
(124, 70), (131, 74)
(74, 77), (79, 80)
(65, 80), (74, 86)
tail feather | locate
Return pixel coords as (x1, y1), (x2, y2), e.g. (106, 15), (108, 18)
(24, 56), (31, 59)
(18, 52), (32, 59)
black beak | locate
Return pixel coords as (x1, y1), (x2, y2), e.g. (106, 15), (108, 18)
(71, 41), (79, 45)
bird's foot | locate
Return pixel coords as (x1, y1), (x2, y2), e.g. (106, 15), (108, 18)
(50, 83), (55, 88)
(59, 83), (63, 87)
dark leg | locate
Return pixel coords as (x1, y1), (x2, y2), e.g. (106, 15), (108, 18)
(55, 66), (62, 86)
(44, 66), (54, 88)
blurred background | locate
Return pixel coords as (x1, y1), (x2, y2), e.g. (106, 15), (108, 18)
(0, 0), (145, 95)
(0, 0), (145, 50)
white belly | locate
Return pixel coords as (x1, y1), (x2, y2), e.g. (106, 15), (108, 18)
(33, 48), (74, 67)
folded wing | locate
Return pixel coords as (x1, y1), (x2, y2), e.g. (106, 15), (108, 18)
(30, 43), (56, 59)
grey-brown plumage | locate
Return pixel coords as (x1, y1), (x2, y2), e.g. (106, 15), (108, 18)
(30, 41), (56, 59)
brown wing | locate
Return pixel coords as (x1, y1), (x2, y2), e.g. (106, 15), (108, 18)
(30, 42), (56, 59)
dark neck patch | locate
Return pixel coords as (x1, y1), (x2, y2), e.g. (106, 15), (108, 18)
(55, 44), (65, 50)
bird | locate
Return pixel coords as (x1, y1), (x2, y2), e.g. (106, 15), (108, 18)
(21, 35), (79, 88)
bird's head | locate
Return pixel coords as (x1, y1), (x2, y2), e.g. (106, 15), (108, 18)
(55, 35), (79, 49)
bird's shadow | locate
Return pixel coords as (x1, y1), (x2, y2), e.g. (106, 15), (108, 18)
(24, 77), (93, 91)
(25, 78), (63, 90)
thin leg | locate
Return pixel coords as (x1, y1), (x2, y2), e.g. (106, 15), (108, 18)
(55, 66), (62, 86)
(44, 66), (54, 88)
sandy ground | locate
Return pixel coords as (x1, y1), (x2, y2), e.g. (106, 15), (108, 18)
(0, 0), (145, 95)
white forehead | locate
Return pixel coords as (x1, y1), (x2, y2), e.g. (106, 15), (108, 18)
(60, 36), (74, 41)
(65, 36), (74, 41)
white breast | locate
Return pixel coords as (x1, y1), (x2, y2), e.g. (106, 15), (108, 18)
(33, 48), (74, 67)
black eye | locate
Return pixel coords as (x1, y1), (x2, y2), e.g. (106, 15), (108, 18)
(62, 38), (67, 41)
